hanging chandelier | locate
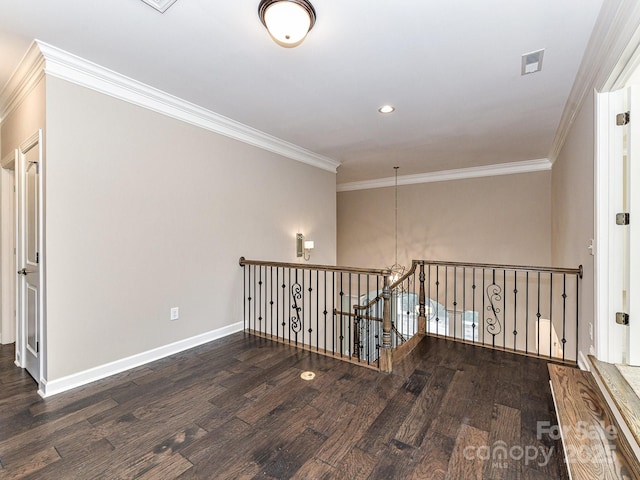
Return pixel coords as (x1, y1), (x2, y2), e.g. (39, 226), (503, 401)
(389, 166), (406, 285)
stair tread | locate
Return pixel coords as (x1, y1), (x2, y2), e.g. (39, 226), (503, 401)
(589, 355), (640, 451)
(548, 364), (640, 479)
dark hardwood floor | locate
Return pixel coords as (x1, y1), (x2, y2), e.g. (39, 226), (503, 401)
(0, 333), (567, 479)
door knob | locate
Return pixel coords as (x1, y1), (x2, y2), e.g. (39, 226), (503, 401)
(17, 268), (32, 275)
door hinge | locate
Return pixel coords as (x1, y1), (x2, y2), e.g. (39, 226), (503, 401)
(616, 212), (630, 225)
(36, 252), (39, 264)
(617, 111), (631, 126)
(616, 312), (630, 325)
(36, 341), (39, 353)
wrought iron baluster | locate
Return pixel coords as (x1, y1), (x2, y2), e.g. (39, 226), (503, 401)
(426, 264), (438, 333)
(576, 273), (580, 362)
(453, 266), (457, 339)
(251, 265), (256, 333)
(331, 272), (337, 355)
(307, 269), (313, 347)
(525, 271), (529, 355)
(418, 262), (425, 336)
(472, 267), (477, 343)
(562, 273), (567, 361)
(436, 266), (440, 335)
(276, 267), (280, 339)
(536, 271), (541, 357)
(316, 270), (320, 352)
(290, 269), (303, 343)
(375, 275), (380, 355)
(484, 269), (503, 348)
(323, 271), (327, 353)
(502, 270), (506, 348)
(513, 270), (517, 352)
(270, 266), (274, 336)
(281, 267), (287, 341)
(339, 272), (344, 357)
(444, 266), (448, 339)
(288, 268), (292, 343)
(462, 267), (466, 341)
(366, 274), (371, 364)
(356, 273), (361, 360)
(549, 273), (553, 358)
(258, 266), (263, 331)
(482, 269), (486, 345)
(412, 269), (417, 336)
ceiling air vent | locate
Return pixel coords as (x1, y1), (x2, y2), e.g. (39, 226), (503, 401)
(140, 0), (177, 13)
(521, 49), (544, 75)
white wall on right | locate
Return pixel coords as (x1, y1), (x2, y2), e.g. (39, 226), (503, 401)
(551, 92), (595, 359)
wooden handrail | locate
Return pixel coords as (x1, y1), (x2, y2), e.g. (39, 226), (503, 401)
(355, 262), (418, 311)
(413, 259), (583, 278)
(239, 257), (391, 276)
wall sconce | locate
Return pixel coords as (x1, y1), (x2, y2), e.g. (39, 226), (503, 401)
(296, 233), (314, 261)
(303, 240), (314, 261)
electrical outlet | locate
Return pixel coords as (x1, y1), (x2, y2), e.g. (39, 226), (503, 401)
(170, 307), (179, 321)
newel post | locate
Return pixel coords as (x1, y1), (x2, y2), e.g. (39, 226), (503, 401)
(379, 274), (393, 373)
(418, 262), (426, 335)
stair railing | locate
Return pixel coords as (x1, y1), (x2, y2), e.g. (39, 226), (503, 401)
(239, 257), (392, 370)
(239, 257), (583, 372)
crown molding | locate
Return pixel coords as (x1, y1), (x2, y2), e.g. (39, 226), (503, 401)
(1, 40), (340, 173)
(0, 41), (46, 122)
(549, 0), (640, 163)
(336, 158), (552, 192)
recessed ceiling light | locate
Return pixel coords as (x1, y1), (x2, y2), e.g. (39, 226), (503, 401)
(378, 105), (395, 114)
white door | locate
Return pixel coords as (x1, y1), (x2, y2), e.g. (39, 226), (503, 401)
(17, 131), (42, 382)
(597, 86), (640, 366)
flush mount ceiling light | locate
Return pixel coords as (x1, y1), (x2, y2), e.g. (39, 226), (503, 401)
(378, 105), (395, 114)
(521, 49), (544, 75)
(258, 0), (316, 48)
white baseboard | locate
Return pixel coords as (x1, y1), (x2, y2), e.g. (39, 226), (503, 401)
(38, 322), (243, 398)
(577, 350), (591, 371)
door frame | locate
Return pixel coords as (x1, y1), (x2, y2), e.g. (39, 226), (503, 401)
(595, 88), (628, 364)
(16, 129), (45, 389)
(0, 151), (16, 349)
(595, 38), (640, 365)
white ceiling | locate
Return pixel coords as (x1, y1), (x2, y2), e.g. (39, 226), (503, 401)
(0, 0), (604, 184)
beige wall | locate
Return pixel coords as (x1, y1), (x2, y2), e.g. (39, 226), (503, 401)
(338, 171), (551, 269)
(551, 92), (595, 358)
(44, 77), (336, 380)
